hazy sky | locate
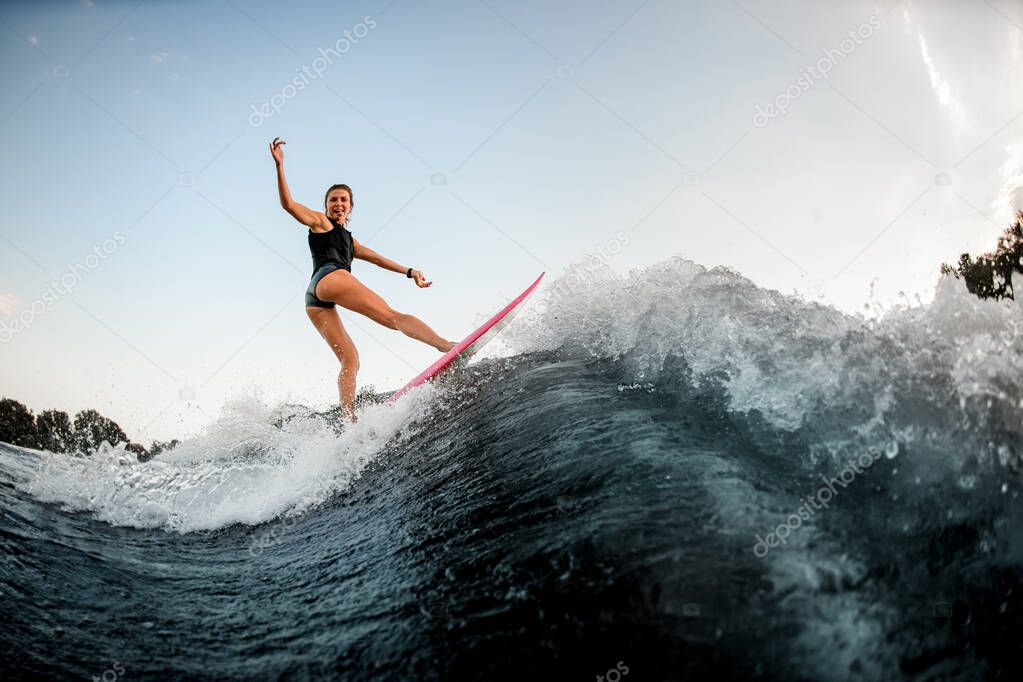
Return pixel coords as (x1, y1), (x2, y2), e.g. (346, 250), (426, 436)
(2, 0), (1023, 443)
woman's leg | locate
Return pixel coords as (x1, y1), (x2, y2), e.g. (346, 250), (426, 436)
(316, 270), (455, 352)
(306, 306), (360, 420)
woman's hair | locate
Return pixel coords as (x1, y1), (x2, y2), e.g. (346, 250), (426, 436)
(323, 184), (354, 212)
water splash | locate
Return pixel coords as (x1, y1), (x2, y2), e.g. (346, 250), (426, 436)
(507, 257), (1023, 472)
(5, 388), (435, 533)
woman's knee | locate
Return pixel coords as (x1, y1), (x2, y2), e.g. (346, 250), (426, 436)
(326, 337), (358, 369)
(339, 348), (360, 372)
(369, 306), (402, 330)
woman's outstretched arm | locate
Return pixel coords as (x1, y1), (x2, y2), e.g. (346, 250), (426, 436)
(352, 236), (432, 288)
(270, 138), (330, 230)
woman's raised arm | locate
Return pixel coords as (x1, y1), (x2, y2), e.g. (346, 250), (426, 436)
(270, 138), (330, 230)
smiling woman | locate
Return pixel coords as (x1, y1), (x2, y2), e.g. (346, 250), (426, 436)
(269, 138), (455, 421)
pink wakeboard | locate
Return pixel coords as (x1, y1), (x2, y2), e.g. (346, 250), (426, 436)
(386, 273), (544, 404)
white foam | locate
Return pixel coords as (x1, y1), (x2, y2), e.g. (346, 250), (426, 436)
(506, 257), (1023, 467)
(7, 387), (436, 533)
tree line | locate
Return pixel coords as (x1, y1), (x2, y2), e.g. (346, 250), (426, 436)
(0, 397), (178, 461)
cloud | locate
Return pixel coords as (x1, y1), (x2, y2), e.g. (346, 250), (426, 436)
(916, 33), (967, 131)
(27, 35), (38, 46)
(992, 143), (1023, 222)
(150, 52), (168, 63)
(84, 0), (93, 7)
(0, 292), (19, 317)
(902, 5), (968, 133)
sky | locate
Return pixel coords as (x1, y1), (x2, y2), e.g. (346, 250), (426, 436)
(2, 0), (1023, 443)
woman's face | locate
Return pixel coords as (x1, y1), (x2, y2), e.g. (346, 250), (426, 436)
(326, 189), (352, 222)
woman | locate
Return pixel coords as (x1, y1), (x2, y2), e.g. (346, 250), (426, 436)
(270, 137), (455, 421)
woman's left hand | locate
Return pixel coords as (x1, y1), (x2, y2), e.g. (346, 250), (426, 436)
(410, 270), (432, 288)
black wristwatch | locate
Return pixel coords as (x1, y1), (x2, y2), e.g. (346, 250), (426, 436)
(406, 267), (414, 278)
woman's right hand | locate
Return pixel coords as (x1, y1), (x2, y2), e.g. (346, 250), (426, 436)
(270, 137), (286, 166)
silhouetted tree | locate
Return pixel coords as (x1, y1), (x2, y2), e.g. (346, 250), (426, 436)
(124, 442), (150, 460)
(941, 210), (1023, 300)
(72, 409), (128, 453)
(0, 398), (38, 449)
(148, 439), (180, 460)
(2, 398), (168, 462)
(35, 409), (73, 453)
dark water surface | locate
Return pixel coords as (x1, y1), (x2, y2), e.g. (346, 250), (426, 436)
(2, 260), (1022, 680)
